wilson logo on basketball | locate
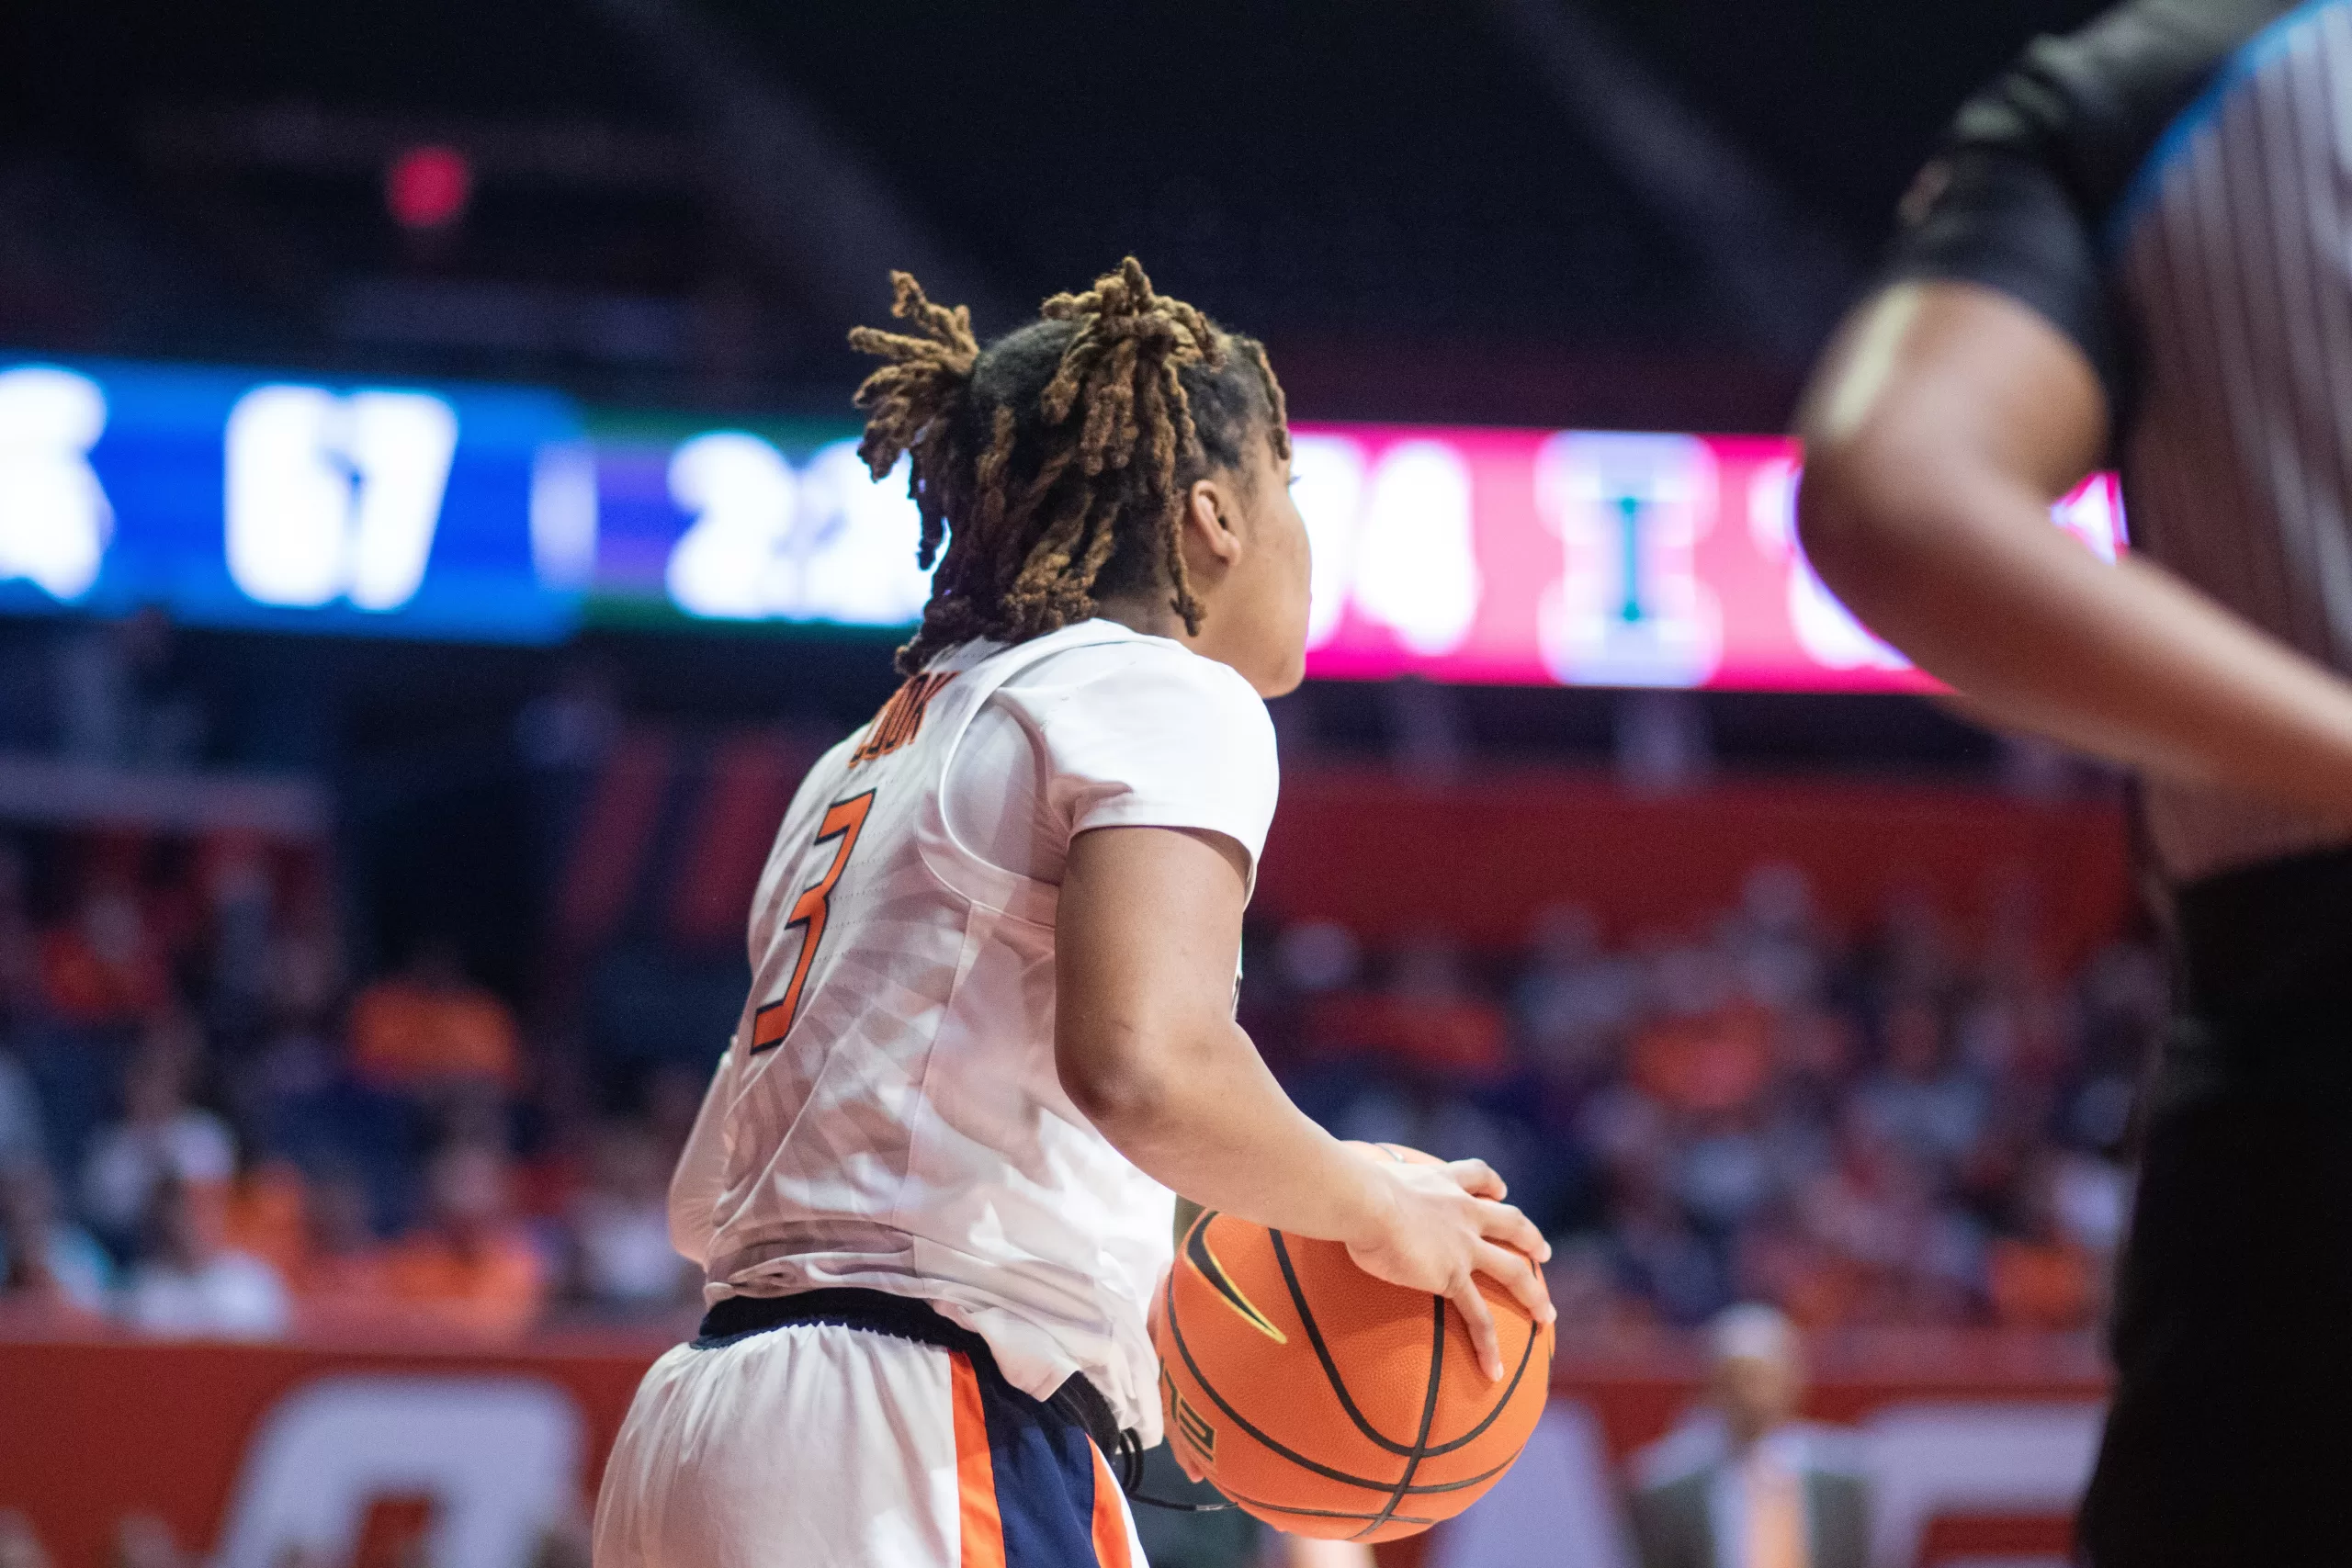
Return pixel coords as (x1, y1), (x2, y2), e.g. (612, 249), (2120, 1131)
(1170, 1383), (1217, 1461)
(1185, 1214), (1288, 1344)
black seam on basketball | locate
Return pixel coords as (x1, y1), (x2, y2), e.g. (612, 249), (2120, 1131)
(1211, 1487), (1438, 1529)
(1166, 1213), (1534, 1506)
(1270, 1228), (1547, 1461)
(1166, 1213), (1409, 1495)
(1426, 1313), (1544, 1455)
(1352, 1295), (1451, 1540)
(1165, 1253), (1517, 1501)
(1269, 1229), (1419, 1455)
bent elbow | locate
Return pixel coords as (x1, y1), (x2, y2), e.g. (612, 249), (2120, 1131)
(1794, 436), (1924, 606)
(1793, 444), (1870, 586)
(1057, 1031), (1173, 1130)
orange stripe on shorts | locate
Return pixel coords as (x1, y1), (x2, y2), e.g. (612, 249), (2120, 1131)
(1088, 1442), (1135, 1568)
(950, 1351), (1007, 1568)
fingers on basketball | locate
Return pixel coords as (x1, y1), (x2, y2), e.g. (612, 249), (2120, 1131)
(1159, 1147), (1555, 1543)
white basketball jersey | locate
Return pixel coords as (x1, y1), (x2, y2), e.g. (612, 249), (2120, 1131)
(667, 619), (1279, 1441)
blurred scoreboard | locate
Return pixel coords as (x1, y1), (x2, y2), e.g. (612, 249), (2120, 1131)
(586, 413), (930, 633)
(0, 354), (2126, 689)
(0, 358), (590, 643)
(586, 416), (2124, 694)
(1287, 425), (2123, 693)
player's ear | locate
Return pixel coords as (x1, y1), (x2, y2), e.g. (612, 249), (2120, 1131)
(1183, 476), (1246, 568)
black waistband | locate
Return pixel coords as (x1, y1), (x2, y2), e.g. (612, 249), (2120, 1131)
(2177, 842), (2352, 1025)
(693, 1287), (1134, 1468)
(697, 1286), (989, 1356)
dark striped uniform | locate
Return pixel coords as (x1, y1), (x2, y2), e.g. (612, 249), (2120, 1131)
(1890, 3), (2352, 1561)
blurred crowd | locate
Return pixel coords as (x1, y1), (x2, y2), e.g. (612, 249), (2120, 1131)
(0, 821), (2160, 1347)
(0, 829), (704, 1343)
(1256, 863), (2158, 1341)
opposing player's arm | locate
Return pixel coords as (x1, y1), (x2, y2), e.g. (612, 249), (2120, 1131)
(1056, 823), (1553, 1381)
(1797, 279), (2352, 823)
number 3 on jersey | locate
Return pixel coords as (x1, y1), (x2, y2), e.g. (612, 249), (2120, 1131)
(748, 792), (876, 1055)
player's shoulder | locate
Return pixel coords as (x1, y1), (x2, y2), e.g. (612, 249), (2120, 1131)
(1003, 626), (1270, 730)
(1943, 0), (2292, 208)
(989, 630), (1279, 824)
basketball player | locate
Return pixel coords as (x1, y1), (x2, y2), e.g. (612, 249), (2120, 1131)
(1796, 4), (2352, 1561)
(591, 259), (1555, 1568)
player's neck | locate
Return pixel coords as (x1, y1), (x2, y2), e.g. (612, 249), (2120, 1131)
(1090, 590), (1194, 647)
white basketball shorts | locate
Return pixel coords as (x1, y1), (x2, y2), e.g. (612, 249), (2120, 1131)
(592, 1319), (1147, 1567)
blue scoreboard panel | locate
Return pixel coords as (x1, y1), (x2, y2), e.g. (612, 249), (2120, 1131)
(0, 358), (592, 643)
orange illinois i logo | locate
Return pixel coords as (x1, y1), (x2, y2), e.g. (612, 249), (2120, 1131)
(853, 672), (956, 766)
(748, 791), (876, 1055)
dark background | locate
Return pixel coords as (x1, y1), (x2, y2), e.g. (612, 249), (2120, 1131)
(0, 1), (2109, 416)
(0, 0), (2119, 987)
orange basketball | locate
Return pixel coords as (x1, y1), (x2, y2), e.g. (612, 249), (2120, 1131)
(1151, 1142), (1555, 1542)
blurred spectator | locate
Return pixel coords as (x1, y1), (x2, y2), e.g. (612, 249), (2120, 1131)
(39, 879), (169, 1028)
(2050, 1147), (2131, 1257)
(266, 897), (345, 1038)
(110, 1515), (190, 1568)
(1308, 929), (1507, 1077)
(1631, 944), (1773, 1119)
(0, 1511), (53, 1568)
(54, 612), (205, 770)
(349, 940), (521, 1094)
(1852, 997), (1988, 1174)
(1546, 1235), (1656, 1342)
(1387, 929), (1509, 1072)
(1515, 904), (1641, 1085)
(564, 1120), (693, 1314)
(1611, 1168), (1730, 1326)
(1675, 1111), (1776, 1235)
(1797, 1110), (1985, 1325)
(377, 1141), (547, 1339)
(0, 842), (37, 1028)
(0, 1158), (111, 1311)
(0, 804), (2165, 1345)
(119, 1177), (289, 1338)
(1275, 919), (1362, 998)
(1859, 887), (1957, 1010)
(1986, 1157), (2101, 1332)
(196, 838), (276, 1043)
(643, 1062), (712, 1168)
(220, 1161), (309, 1279)
(80, 1017), (233, 1247)
(1722, 863), (1826, 1012)
(1628, 1304), (1870, 1568)
(1735, 1212), (1860, 1332)
(293, 1163), (390, 1303)
(0, 1051), (39, 1167)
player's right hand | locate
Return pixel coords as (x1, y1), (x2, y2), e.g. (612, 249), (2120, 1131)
(1341, 1156), (1555, 1382)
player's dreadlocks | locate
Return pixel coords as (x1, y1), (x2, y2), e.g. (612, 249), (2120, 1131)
(851, 256), (1291, 676)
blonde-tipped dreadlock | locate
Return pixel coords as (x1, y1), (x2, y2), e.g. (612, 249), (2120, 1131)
(851, 256), (1290, 676)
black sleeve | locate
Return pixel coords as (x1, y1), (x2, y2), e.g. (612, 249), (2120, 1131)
(1883, 0), (2292, 412)
(1886, 139), (2123, 404)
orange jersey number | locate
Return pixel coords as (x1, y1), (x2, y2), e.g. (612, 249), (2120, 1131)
(748, 791), (876, 1055)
